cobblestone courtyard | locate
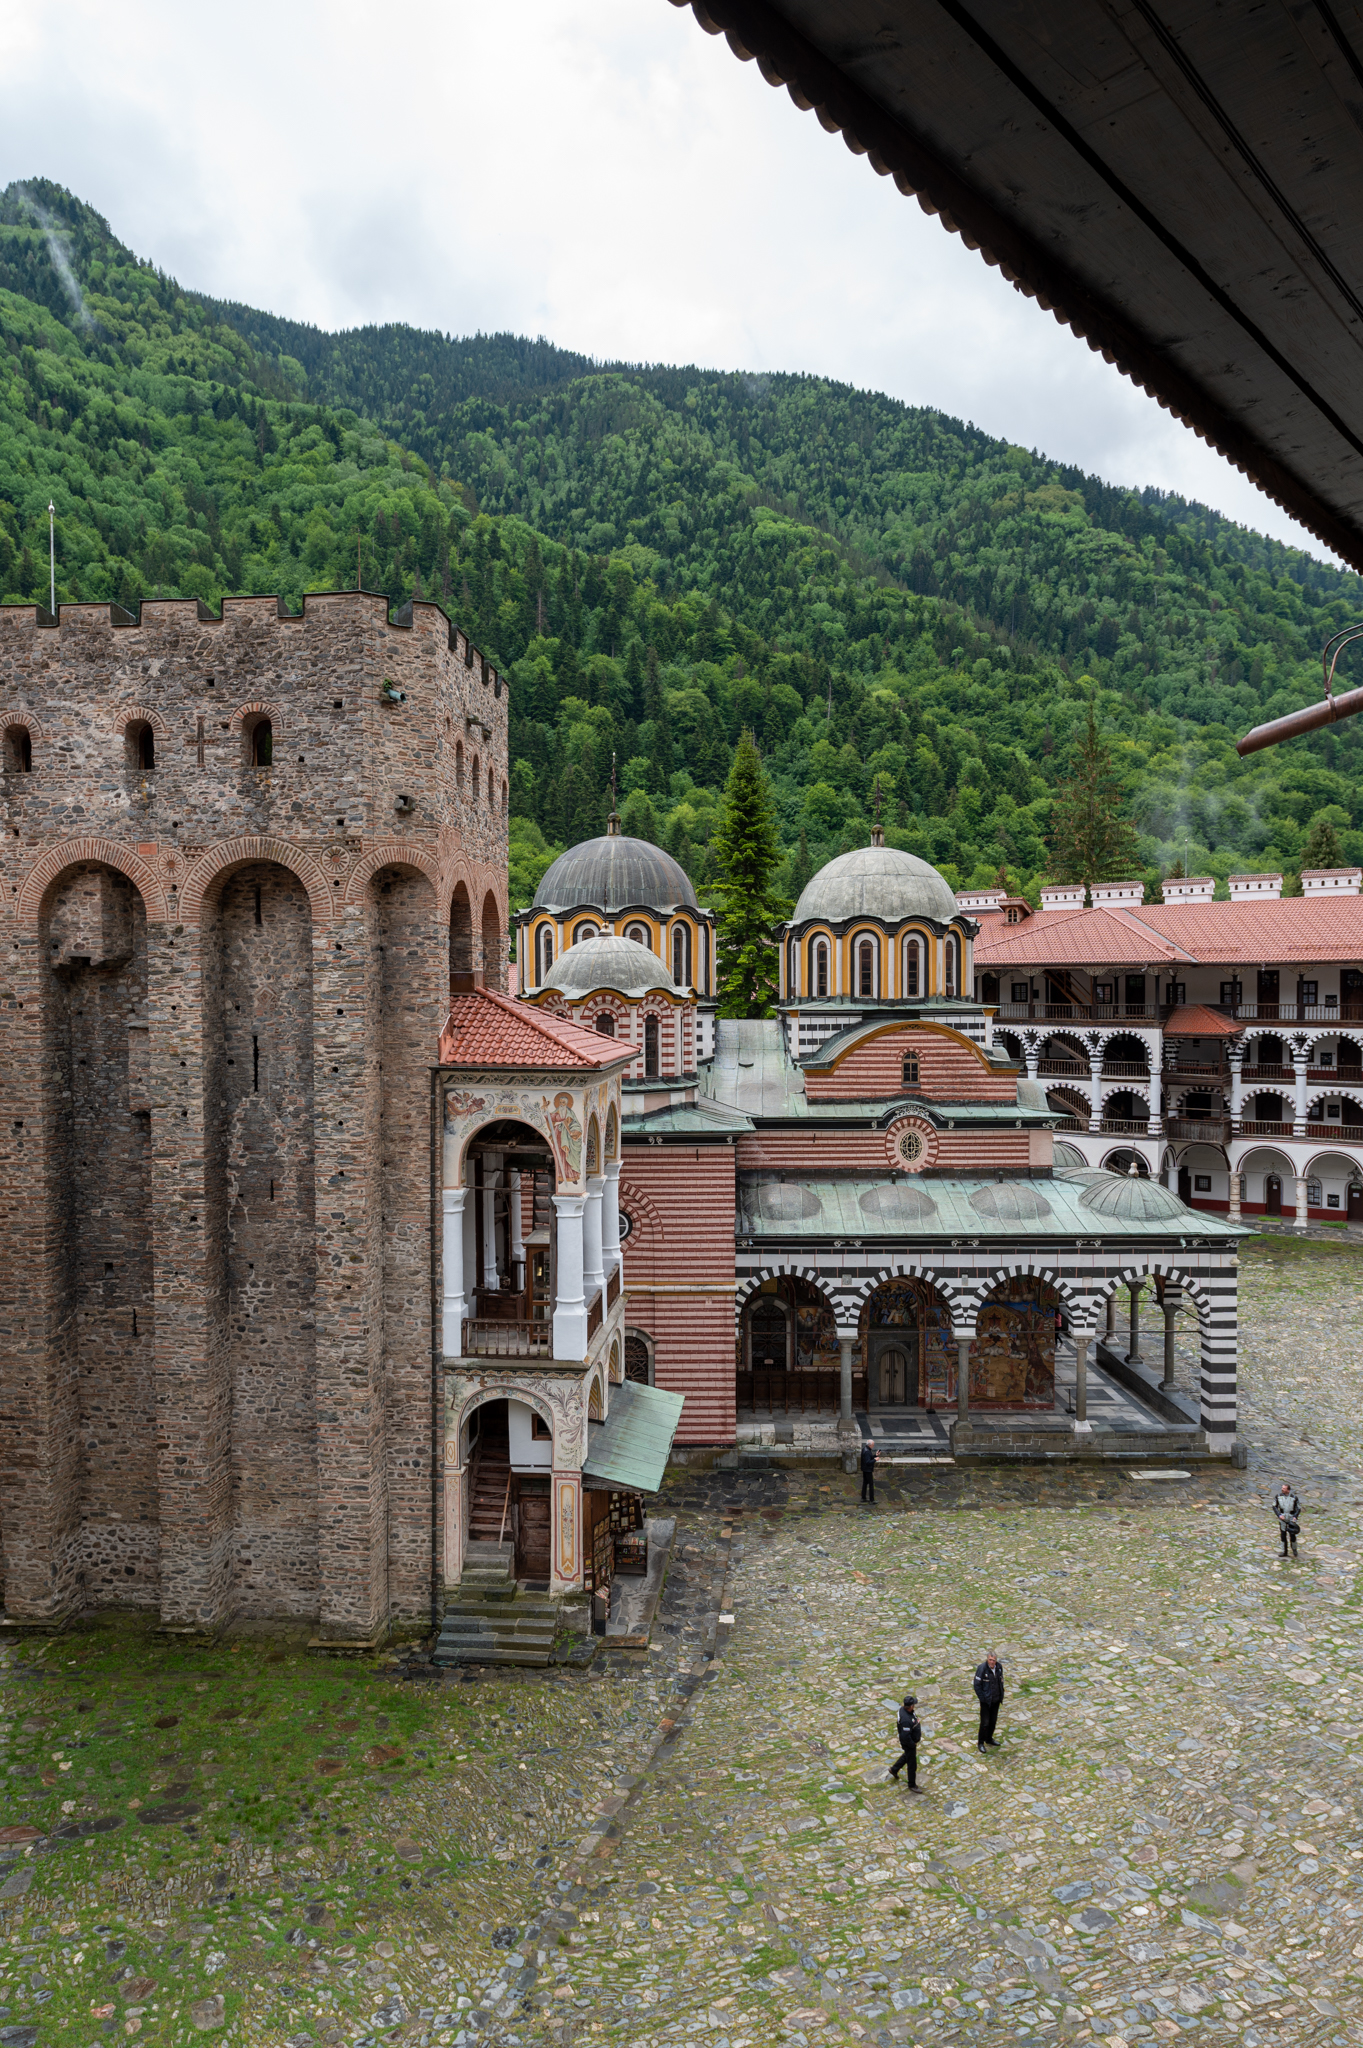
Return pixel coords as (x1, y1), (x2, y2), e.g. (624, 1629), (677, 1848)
(2, 1233), (1362, 2048)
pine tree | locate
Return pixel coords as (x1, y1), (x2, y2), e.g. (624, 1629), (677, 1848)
(644, 643), (670, 793)
(1046, 695), (1139, 890)
(711, 732), (789, 1019)
(1301, 812), (1345, 870)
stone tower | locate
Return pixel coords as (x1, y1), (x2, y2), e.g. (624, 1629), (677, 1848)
(0, 591), (508, 1639)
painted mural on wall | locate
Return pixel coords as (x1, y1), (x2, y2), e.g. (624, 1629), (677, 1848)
(441, 1080), (599, 1190)
(794, 1292), (842, 1374)
(969, 1277), (1058, 1409)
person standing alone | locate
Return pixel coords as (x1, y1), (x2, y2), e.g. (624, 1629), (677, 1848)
(859, 1434), (878, 1505)
(973, 1651), (1005, 1751)
(1273, 1479), (1302, 1558)
(889, 1695), (923, 1790)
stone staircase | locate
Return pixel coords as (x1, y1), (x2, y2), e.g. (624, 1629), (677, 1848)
(432, 1542), (558, 1668)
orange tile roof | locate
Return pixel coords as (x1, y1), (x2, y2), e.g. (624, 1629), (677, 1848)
(974, 895), (1363, 968)
(973, 905), (1194, 968)
(1162, 1003), (1241, 1037)
(438, 989), (624, 1070)
(1134, 897), (1363, 962)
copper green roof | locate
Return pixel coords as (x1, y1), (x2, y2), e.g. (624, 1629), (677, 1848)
(582, 1382), (685, 1493)
(735, 1175), (1245, 1243)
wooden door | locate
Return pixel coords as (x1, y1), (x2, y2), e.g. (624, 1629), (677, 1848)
(517, 1487), (551, 1583)
(1349, 1183), (1363, 1223)
(878, 1346), (909, 1406)
(1178, 1166), (1192, 1204)
(1265, 1173), (1282, 1216)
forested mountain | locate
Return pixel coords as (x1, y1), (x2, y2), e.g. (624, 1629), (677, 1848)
(4, 176), (1363, 913)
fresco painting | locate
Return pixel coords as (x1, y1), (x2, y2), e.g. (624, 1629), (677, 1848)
(969, 1277), (1058, 1409)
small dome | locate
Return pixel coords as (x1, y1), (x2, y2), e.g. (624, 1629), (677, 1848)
(533, 834), (697, 913)
(753, 1182), (823, 1222)
(793, 844), (957, 927)
(1080, 1176), (1189, 1222)
(969, 1182), (1053, 1221)
(860, 1183), (939, 1224)
(541, 934), (676, 999)
(1052, 1141), (1090, 1172)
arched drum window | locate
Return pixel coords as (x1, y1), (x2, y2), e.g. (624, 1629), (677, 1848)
(536, 925), (555, 982)
(809, 937), (829, 999)
(857, 937), (876, 998)
(672, 924), (691, 988)
(902, 936), (922, 998)
(945, 933), (961, 997)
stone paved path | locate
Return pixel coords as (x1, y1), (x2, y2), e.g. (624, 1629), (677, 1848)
(2, 1231), (1362, 2048)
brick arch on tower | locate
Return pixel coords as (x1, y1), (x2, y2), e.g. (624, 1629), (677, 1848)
(2, 704), (46, 741)
(229, 698), (281, 732)
(17, 837), (169, 929)
(617, 1177), (665, 1249)
(179, 837), (333, 927)
(346, 841), (442, 907)
(115, 701), (170, 739)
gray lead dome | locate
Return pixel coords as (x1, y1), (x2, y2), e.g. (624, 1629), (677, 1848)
(533, 834), (697, 913)
(793, 845), (957, 926)
(541, 935), (676, 998)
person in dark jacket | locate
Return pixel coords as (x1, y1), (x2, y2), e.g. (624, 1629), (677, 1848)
(973, 1651), (1005, 1750)
(1273, 1479), (1302, 1558)
(859, 1435), (878, 1504)
(889, 1695), (923, 1790)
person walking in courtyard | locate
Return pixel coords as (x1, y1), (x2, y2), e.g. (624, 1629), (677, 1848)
(859, 1433), (878, 1504)
(973, 1650), (1005, 1750)
(1274, 1479), (1302, 1558)
(889, 1695), (923, 1790)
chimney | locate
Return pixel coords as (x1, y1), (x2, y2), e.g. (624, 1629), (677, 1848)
(1090, 880), (1145, 907)
(956, 889), (1004, 912)
(1039, 884), (1086, 910)
(1162, 876), (1215, 903)
(1228, 873), (1283, 902)
(1301, 867), (1363, 897)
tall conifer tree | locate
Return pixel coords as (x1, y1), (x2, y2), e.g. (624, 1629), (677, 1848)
(712, 732), (789, 1018)
(1046, 694), (1139, 889)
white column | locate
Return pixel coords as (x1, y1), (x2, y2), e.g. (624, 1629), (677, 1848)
(1294, 1174), (1309, 1232)
(1073, 1334), (1090, 1431)
(583, 1175), (606, 1299)
(1228, 1048), (1244, 1127)
(1293, 1047), (1309, 1136)
(839, 1336), (854, 1426)
(1228, 1165), (1242, 1223)
(601, 1160), (623, 1278)
(1128, 1281), (1144, 1364)
(441, 1188), (469, 1358)
(509, 1168), (525, 1292)
(481, 1159), (501, 1290)
(1088, 1042), (1102, 1132)
(551, 1193), (588, 1360)
(1024, 1038), (1040, 1084)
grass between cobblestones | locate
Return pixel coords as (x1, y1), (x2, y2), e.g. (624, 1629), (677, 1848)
(1, 1232), (1362, 2048)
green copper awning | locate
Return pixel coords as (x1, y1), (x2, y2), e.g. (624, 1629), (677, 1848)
(583, 1382), (684, 1494)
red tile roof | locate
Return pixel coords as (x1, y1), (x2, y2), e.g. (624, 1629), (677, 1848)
(974, 895), (1363, 968)
(438, 989), (624, 1070)
(1162, 1004), (1241, 1037)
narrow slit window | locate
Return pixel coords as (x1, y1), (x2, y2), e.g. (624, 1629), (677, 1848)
(251, 718), (273, 767)
(644, 1015), (660, 1078)
(903, 939), (921, 998)
(857, 937), (875, 997)
(811, 938), (829, 1000)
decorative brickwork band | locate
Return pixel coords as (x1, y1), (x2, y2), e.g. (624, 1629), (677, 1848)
(178, 836), (334, 927)
(16, 837), (170, 928)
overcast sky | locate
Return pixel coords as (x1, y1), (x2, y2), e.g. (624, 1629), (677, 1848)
(0, 0), (1335, 559)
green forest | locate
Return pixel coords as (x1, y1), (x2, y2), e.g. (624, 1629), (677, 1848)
(4, 176), (1363, 916)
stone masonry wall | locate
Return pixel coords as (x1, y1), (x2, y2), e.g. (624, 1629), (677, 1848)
(0, 591), (507, 1631)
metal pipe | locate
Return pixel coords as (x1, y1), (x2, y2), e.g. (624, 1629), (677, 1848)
(1237, 681), (1363, 755)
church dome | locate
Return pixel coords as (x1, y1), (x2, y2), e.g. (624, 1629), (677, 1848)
(1079, 1175), (1188, 1222)
(533, 834), (697, 913)
(541, 934), (677, 999)
(793, 844), (957, 926)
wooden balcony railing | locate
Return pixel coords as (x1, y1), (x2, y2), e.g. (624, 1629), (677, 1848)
(1101, 1117), (1154, 1135)
(1099, 1061), (1152, 1079)
(606, 1266), (620, 1310)
(1236, 1120), (1295, 1137)
(1052, 1116), (1087, 1131)
(586, 1288), (603, 1344)
(996, 1002), (1159, 1023)
(1037, 1058), (1088, 1076)
(1165, 1118), (1230, 1142)
(461, 1318), (552, 1359)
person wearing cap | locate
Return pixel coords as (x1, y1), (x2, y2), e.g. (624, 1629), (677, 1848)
(1273, 1479), (1302, 1558)
(889, 1695), (923, 1790)
(973, 1651), (1005, 1751)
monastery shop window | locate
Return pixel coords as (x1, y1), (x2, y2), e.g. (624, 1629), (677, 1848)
(857, 937), (876, 998)
(644, 1015), (660, 1078)
(536, 925), (554, 981)
(810, 937), (829, 999)
(903, 938), (922, 998)
(672, 924), (691, 988)
(945, 935), (961, 997)
(1307, 1179), (1323, 1207)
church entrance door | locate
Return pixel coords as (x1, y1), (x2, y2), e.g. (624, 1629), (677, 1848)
(877, 1346), (910, 1406)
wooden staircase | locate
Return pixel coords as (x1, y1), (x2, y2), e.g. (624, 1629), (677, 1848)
(468, 1412), (512, 1545)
